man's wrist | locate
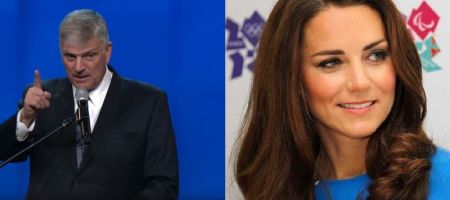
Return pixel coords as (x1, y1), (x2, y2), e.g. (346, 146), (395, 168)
(16, 109), (35, 141)
(19, 109), (34, 128)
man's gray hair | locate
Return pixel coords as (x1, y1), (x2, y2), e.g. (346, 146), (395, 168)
(59, 9), (109, 47)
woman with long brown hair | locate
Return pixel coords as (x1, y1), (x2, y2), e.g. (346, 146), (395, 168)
(234, 0), (450, 199)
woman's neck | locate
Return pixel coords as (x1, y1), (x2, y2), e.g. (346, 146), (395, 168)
(318, 131), (369, 180)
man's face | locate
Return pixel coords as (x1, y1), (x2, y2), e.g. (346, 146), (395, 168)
(60, 37), (112, 91)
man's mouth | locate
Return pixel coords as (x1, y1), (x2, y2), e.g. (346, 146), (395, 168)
(74, 74), (89, 79)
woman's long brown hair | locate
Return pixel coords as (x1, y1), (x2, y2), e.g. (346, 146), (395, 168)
(234, 0), (435, 199)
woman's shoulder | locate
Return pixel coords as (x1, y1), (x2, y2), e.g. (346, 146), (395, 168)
(431, 147), (450, 165)
(429, 147), (450, 199)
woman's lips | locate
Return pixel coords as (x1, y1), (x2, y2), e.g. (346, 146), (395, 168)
(337, 101), (376, 114)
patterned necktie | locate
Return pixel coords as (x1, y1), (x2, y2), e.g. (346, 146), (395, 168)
(75, 108), (85, 168)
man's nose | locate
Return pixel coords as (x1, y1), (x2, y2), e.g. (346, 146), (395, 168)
(75, 57), (85, 72)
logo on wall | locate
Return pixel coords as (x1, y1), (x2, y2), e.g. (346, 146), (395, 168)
(226, 11), (265, 79)
(405, 1), (442, 72)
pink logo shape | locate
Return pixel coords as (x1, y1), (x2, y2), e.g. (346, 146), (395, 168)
(407, 1), (439, 40)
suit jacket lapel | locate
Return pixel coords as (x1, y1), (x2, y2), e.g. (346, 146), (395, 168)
(91, 69), (123, 139)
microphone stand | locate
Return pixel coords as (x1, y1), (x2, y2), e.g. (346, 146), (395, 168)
(0, 117), (75, 168)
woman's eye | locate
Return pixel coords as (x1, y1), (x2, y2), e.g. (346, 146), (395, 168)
(368, 50), (388, 62)
(318, 58), (342, 68)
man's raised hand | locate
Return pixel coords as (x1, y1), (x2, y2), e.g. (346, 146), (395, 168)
(20, 69), (52, 127)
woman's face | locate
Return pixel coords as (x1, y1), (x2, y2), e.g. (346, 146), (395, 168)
(301, 5), (396, 141)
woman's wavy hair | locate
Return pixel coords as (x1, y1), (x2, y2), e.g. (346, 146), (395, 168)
(234, 0), (435, 199)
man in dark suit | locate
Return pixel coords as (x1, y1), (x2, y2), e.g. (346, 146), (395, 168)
(0, 9), (178, 200)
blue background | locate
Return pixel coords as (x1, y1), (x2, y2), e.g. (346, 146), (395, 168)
(0, 0), (224, 199)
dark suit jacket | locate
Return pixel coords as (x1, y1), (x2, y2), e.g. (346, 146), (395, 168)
(0, 68), (178, 200)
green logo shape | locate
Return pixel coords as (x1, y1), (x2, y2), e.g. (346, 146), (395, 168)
(415, 36), (441, 72)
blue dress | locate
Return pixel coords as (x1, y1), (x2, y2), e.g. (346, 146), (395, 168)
(315, 148), (450, 199)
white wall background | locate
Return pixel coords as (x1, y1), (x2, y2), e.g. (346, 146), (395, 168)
(226, 0), (450, 199)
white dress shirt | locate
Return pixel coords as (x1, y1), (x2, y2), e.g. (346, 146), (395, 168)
(16, 66), (113, 141)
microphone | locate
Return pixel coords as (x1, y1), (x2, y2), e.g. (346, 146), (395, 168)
(75, 88), (91, 143)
